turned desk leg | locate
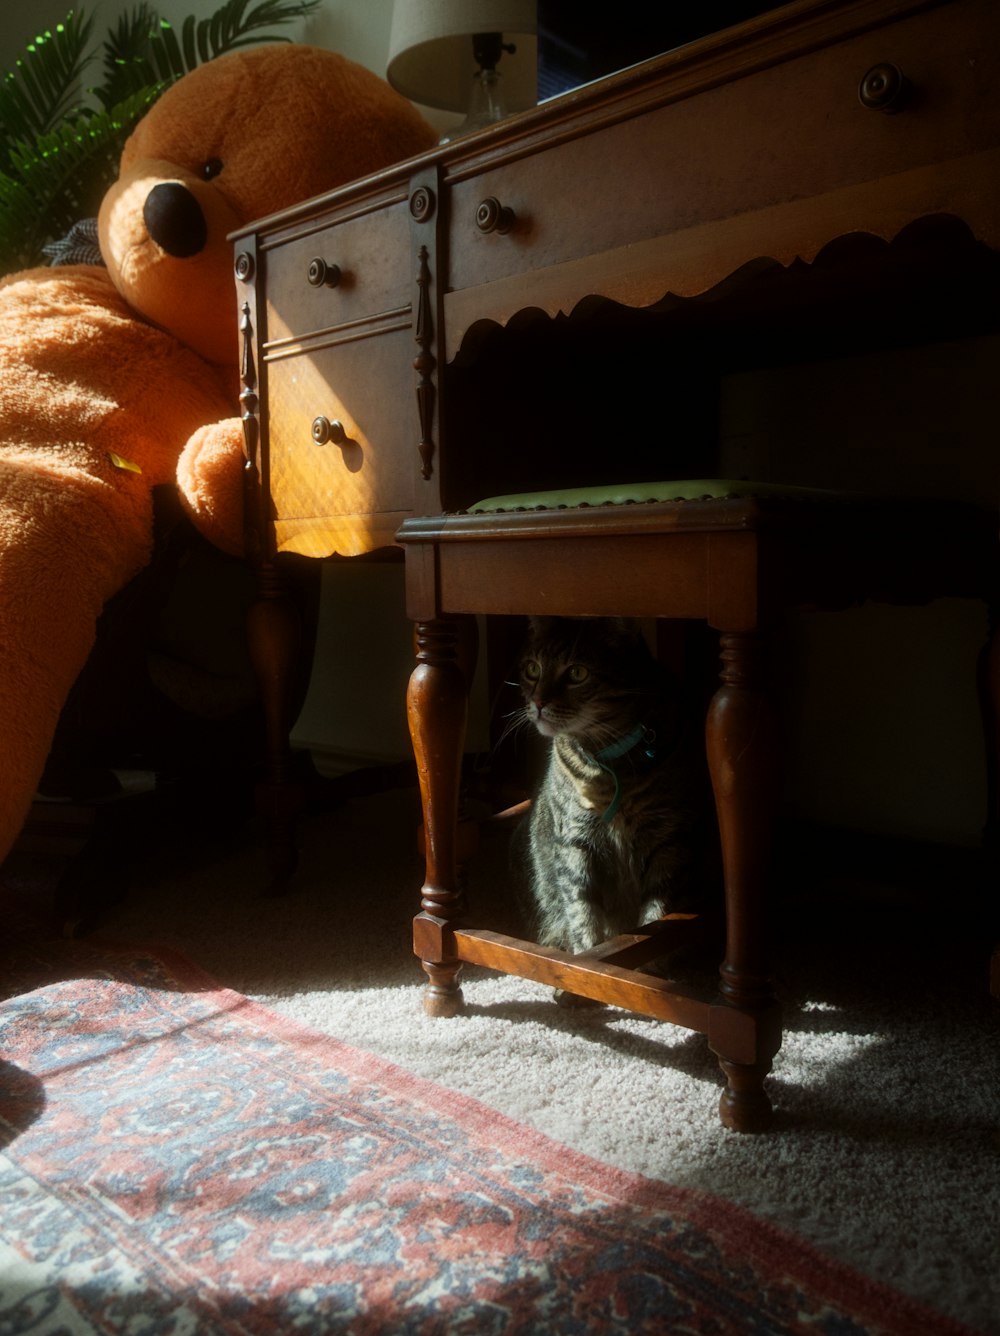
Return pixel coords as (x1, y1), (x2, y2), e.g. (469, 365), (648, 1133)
(706, 631), (782, 1132)
(246, 559), (306, 893)
(981, 612), (1000, 998)
(979, 612), (1000, 863)
(408, 618), (472, 1016)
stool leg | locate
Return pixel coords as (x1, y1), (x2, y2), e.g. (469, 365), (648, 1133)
(408, 617), (471, 1016)
(706, 631), (782, 1132)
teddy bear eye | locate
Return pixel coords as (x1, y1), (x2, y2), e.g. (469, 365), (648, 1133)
(201, 158), (223, 181)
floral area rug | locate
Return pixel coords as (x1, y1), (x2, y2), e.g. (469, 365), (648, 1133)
(0, 914), (974, 1335)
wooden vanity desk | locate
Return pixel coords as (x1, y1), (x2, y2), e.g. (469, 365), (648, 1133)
(232, 0), (999, 1129)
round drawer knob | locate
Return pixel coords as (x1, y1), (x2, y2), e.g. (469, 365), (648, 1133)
(410, 186), (435, 222)
(307, 258), (342, 287)
(311, 416), (347, 447)
(476, 196), (515, 234)
(858, 63), (910, 113)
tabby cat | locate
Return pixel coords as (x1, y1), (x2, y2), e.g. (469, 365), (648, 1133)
(515, 616), (706, 956)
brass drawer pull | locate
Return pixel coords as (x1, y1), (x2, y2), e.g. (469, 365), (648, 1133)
(311, 416), (347, 447)
(858, 63), (910, 113)
(476, 197), (515, 234)
(307, 258), (342, 287)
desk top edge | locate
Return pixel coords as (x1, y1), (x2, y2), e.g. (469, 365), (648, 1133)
(229, 0), (959, 244)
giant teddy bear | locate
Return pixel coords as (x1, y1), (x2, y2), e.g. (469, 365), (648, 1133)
(0, 43), (435, 865)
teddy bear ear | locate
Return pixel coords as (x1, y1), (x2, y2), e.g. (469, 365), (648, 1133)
(219, 45), (438, 217)
(114, 44), (437, 227)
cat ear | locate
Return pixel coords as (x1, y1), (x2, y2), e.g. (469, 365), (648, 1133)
(606, 617), (656, 657)
(528, 616), (552, 635)
(609, 616), (643, 637)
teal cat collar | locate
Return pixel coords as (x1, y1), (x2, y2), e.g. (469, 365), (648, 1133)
(594, 723), (649, 764)
(590, 724), (656, 822)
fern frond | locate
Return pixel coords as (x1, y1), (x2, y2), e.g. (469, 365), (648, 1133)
(0, 87), (160, 272)
(0, 173), (46, 275)
(0, 11), (96, 160)
(146, 19), (188, 83)
(198, 0), (322, 56)
(0, 0), (321, 276)
(98, 4), (162, 108)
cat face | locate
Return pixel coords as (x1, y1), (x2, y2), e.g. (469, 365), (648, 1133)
(518, 618), (655, 746)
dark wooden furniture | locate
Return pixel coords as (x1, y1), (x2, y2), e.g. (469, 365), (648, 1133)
(400, 488), (995, 1132)
(231, 0), (999, 1128)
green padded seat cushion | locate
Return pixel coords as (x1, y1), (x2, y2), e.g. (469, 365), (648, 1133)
(468, 478), (854, 513)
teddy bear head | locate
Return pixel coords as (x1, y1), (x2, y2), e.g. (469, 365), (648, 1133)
(98, 43), (436, 368)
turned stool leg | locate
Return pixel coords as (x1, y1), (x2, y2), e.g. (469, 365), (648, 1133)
(408, 617), (473, 1016)
(706, 631), (782, 1132)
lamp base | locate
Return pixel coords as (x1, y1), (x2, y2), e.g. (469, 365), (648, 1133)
(439, 67), (509, 143)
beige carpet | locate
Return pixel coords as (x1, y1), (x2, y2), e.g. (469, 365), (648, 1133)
(31, 782), (1000, 1333)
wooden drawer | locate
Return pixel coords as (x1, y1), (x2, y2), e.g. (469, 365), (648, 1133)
(445, 0), (998, 299)
(260, 195), (413, 345)
(266, 329), (415, 557)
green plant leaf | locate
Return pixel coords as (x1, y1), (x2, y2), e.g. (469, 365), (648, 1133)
(194, 0), (322, 58)
(147, 19), (186, 83)
(98, 4), (162, 108)
(0, 86), (160, 273)
(0, 11), (95, 160)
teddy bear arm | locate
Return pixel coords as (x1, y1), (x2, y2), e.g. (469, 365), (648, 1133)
(176, 418), (248, 557)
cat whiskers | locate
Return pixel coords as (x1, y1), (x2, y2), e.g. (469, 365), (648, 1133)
(493, 704), (536, 753)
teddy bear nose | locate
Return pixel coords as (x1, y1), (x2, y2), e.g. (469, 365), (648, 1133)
(142, 182), (207, 258)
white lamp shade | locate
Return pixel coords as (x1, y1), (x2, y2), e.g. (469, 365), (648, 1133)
(387, 0), (538, 113)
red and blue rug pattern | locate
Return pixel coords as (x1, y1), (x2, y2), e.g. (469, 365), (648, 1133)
(0, 918), (972, 1334)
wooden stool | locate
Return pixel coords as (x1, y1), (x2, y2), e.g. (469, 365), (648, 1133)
(397, 480), (998, 1133)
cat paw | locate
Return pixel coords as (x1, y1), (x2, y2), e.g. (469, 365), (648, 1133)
(553, 988), (606, 1010)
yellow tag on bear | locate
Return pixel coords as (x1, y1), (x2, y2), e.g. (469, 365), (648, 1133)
(108, 453), (142, 474)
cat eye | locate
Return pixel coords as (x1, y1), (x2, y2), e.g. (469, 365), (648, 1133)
(201, 158), (224, 180)
(567, 665), (589, 684)
(522, 660), (541, 682)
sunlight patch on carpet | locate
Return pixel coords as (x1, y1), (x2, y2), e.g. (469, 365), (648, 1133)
(0, 921), (976, 1335)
